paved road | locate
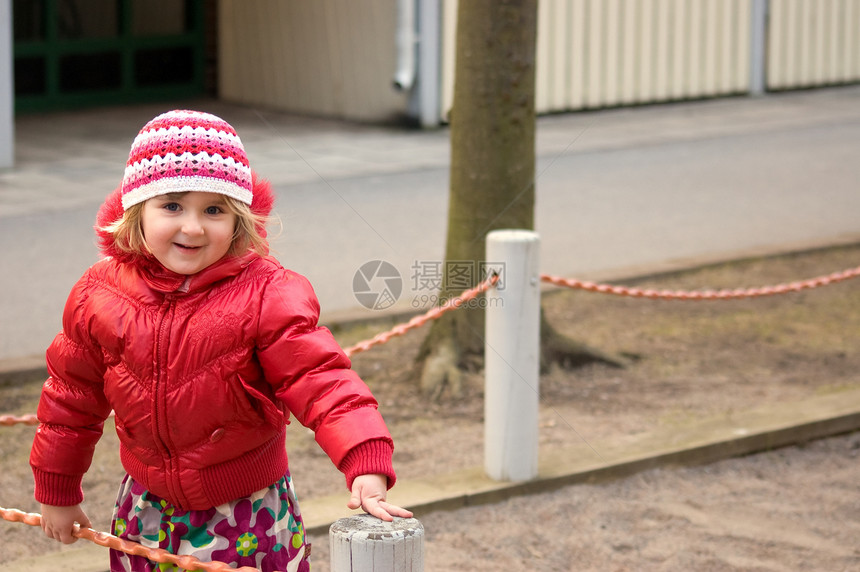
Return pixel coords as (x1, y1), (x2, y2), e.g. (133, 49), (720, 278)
(2, 87), (860, 362)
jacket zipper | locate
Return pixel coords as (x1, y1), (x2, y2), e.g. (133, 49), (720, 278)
(154, 294), (180, 504)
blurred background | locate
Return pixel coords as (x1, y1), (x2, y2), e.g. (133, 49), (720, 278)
(1, 0), (859, 362)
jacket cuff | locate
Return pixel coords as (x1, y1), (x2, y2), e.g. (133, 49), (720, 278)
(339, 439), (396, 491)
(32, 467), (84, 506)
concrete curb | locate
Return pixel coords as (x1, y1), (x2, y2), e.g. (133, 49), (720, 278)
(7, 388), (857, 571)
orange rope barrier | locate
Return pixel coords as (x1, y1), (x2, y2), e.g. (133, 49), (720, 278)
(4, 264), (859, 425)
(344, 272), (500, 357)
(0, 413), (39, 426)
(0, 506), (259, 572)
(0, 410), (115, 428)
(540, 265), (860, 300)
(4, 265), (860, 428)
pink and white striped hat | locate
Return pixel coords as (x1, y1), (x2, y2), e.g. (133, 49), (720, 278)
(121, 110), (253, 210)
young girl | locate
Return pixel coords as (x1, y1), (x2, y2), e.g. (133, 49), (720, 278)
(30, 109), (412, 571)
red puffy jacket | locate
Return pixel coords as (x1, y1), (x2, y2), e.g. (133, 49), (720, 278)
(30, 179), (395, 510)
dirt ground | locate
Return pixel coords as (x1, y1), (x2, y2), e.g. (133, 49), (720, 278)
(2, 244), (859, 570)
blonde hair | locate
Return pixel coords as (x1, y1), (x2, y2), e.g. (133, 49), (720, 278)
(102, 194), (270, 258)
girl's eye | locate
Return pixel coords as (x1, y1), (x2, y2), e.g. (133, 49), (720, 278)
(205, 206), (223, 215)
(163, 202), (181, 212)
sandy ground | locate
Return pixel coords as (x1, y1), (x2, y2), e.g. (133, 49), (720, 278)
(2, 245), (860, 570)
(309, 432), (860, 571)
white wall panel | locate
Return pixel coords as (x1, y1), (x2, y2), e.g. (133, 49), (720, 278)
(219, 0), (407, 122)
(768, 0), (860, 89)
(443, 0), (754, 115)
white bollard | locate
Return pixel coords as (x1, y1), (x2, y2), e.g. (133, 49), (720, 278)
(330, 515), (424, 572)
(484, 229), (541, 481)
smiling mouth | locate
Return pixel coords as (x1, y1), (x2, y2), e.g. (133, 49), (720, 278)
(174, 243), (203, 251)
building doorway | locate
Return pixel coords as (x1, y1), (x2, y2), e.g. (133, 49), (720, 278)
(13, 0), (207, 113)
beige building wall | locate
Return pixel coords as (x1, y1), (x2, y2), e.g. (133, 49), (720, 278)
(535, 0), (751, 113)
(442, 0), (859, 118)
(442, 0), (752, 117)
(767, 0), (860, 89)
(216, 0), (860, 124)
(218, 0), (409, 122)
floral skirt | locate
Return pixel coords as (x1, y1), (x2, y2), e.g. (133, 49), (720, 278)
(109, 473), (310, 572)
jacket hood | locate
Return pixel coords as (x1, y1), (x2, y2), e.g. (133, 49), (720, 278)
(95, 171), (275, 265)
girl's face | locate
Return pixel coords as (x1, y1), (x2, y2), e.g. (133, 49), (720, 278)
(141, 191), (237, 275)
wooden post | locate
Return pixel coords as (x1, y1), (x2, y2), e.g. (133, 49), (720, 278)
(484, 229), (541, 481)
(330, 515), (424, 572)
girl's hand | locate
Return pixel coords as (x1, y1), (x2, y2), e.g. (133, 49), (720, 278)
(348, 474), (414, 522)
(40, 503), (92, 544)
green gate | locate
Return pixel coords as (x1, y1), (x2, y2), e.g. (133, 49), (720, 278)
(13, 0), (205, 113)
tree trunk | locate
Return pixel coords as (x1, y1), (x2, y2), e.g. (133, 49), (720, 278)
(418, 0), (624, 398)
(419, 0), (538, 397)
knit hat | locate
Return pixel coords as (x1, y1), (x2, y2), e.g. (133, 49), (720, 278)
(121, 110), (253, 210)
